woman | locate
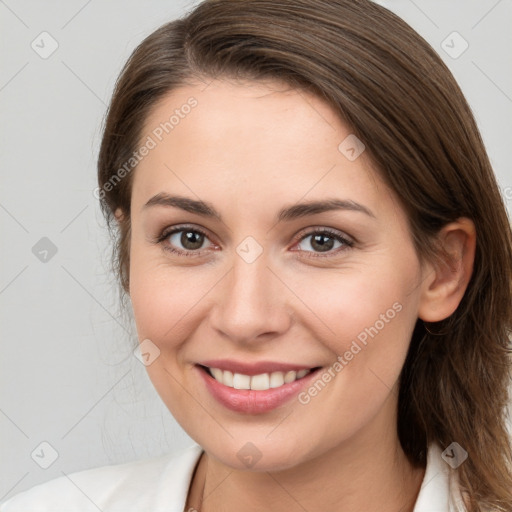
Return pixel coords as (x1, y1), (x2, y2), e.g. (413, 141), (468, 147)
(2, 0), (511, 511)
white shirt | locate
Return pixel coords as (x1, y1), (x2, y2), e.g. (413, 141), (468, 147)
(0, 442), (465, 511)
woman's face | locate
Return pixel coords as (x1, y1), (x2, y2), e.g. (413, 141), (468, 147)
(128, 79), (428, 470)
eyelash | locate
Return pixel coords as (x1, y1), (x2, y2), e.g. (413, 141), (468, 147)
(155, 225), (354, 259)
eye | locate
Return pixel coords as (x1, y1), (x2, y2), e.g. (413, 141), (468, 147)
(157, 225), (214, 257)
(293, 227), (354, 257)
(155, 225), (353, 258)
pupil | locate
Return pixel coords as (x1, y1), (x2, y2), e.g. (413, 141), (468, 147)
(182, 231), (203, 250)
(312, 234), (333, 252)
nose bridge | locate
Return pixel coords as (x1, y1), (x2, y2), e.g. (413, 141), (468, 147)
(231, 251), (270, 305)
(211, 246), (290, 342)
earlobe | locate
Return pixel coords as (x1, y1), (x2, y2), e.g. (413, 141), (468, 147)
(417, 218), (476, 323)
(114, 208), (124, 223)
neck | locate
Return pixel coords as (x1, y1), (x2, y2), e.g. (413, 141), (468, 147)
(186, 404), (425, 512)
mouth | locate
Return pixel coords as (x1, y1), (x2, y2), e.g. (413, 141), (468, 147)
(195, 362), (323, 414)
(198, 364), (321, 391)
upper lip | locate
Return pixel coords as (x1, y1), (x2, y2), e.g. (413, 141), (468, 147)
(198, 359), (320, 376)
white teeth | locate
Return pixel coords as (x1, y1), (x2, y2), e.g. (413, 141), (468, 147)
(223, 370), (234, 387)
(269, 371), (284, 388)
(210, 368), (224, 381)
(250, 373), (270, 390)
(207, 367), (312, 390)
(233, 373), (251, 389)
(284, 370), (297, 383)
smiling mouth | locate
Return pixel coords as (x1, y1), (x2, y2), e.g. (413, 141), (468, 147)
(198, 364), (322, 391)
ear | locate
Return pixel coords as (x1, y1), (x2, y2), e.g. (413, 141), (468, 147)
(417, 218), (476, 322)
(114, 208), (124, 223)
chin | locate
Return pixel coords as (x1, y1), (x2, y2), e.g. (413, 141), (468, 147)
(198, 434), (319, 473)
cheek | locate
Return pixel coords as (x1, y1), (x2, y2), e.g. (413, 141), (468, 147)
(128, 246), (219, 353)
(289, 259), (420, 385)
(128, 254), (212, 423)
(286, 268), (419, 442)
(130, 269), (200, 340)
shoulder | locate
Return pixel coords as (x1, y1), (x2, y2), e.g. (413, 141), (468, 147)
(0, 443), (203, 512)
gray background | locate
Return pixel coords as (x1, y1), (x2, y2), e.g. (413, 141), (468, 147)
(1, 0), (511, 500)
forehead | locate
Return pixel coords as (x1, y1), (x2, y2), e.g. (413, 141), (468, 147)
(131, 79), (393, 219)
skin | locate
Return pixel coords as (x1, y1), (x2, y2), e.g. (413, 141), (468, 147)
(122, 78), (476, 512)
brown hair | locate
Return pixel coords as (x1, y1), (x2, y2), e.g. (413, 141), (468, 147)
(97, 0), (512, 509)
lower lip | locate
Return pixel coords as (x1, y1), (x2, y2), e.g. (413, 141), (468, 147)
(196, 365), (322, 414)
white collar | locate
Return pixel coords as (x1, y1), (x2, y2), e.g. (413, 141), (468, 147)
(413, 442), (465, 511)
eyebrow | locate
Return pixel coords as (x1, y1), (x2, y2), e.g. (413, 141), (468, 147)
(143, 193), (375, 222)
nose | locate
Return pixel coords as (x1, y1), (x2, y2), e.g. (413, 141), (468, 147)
(209, 251), (292, 344)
